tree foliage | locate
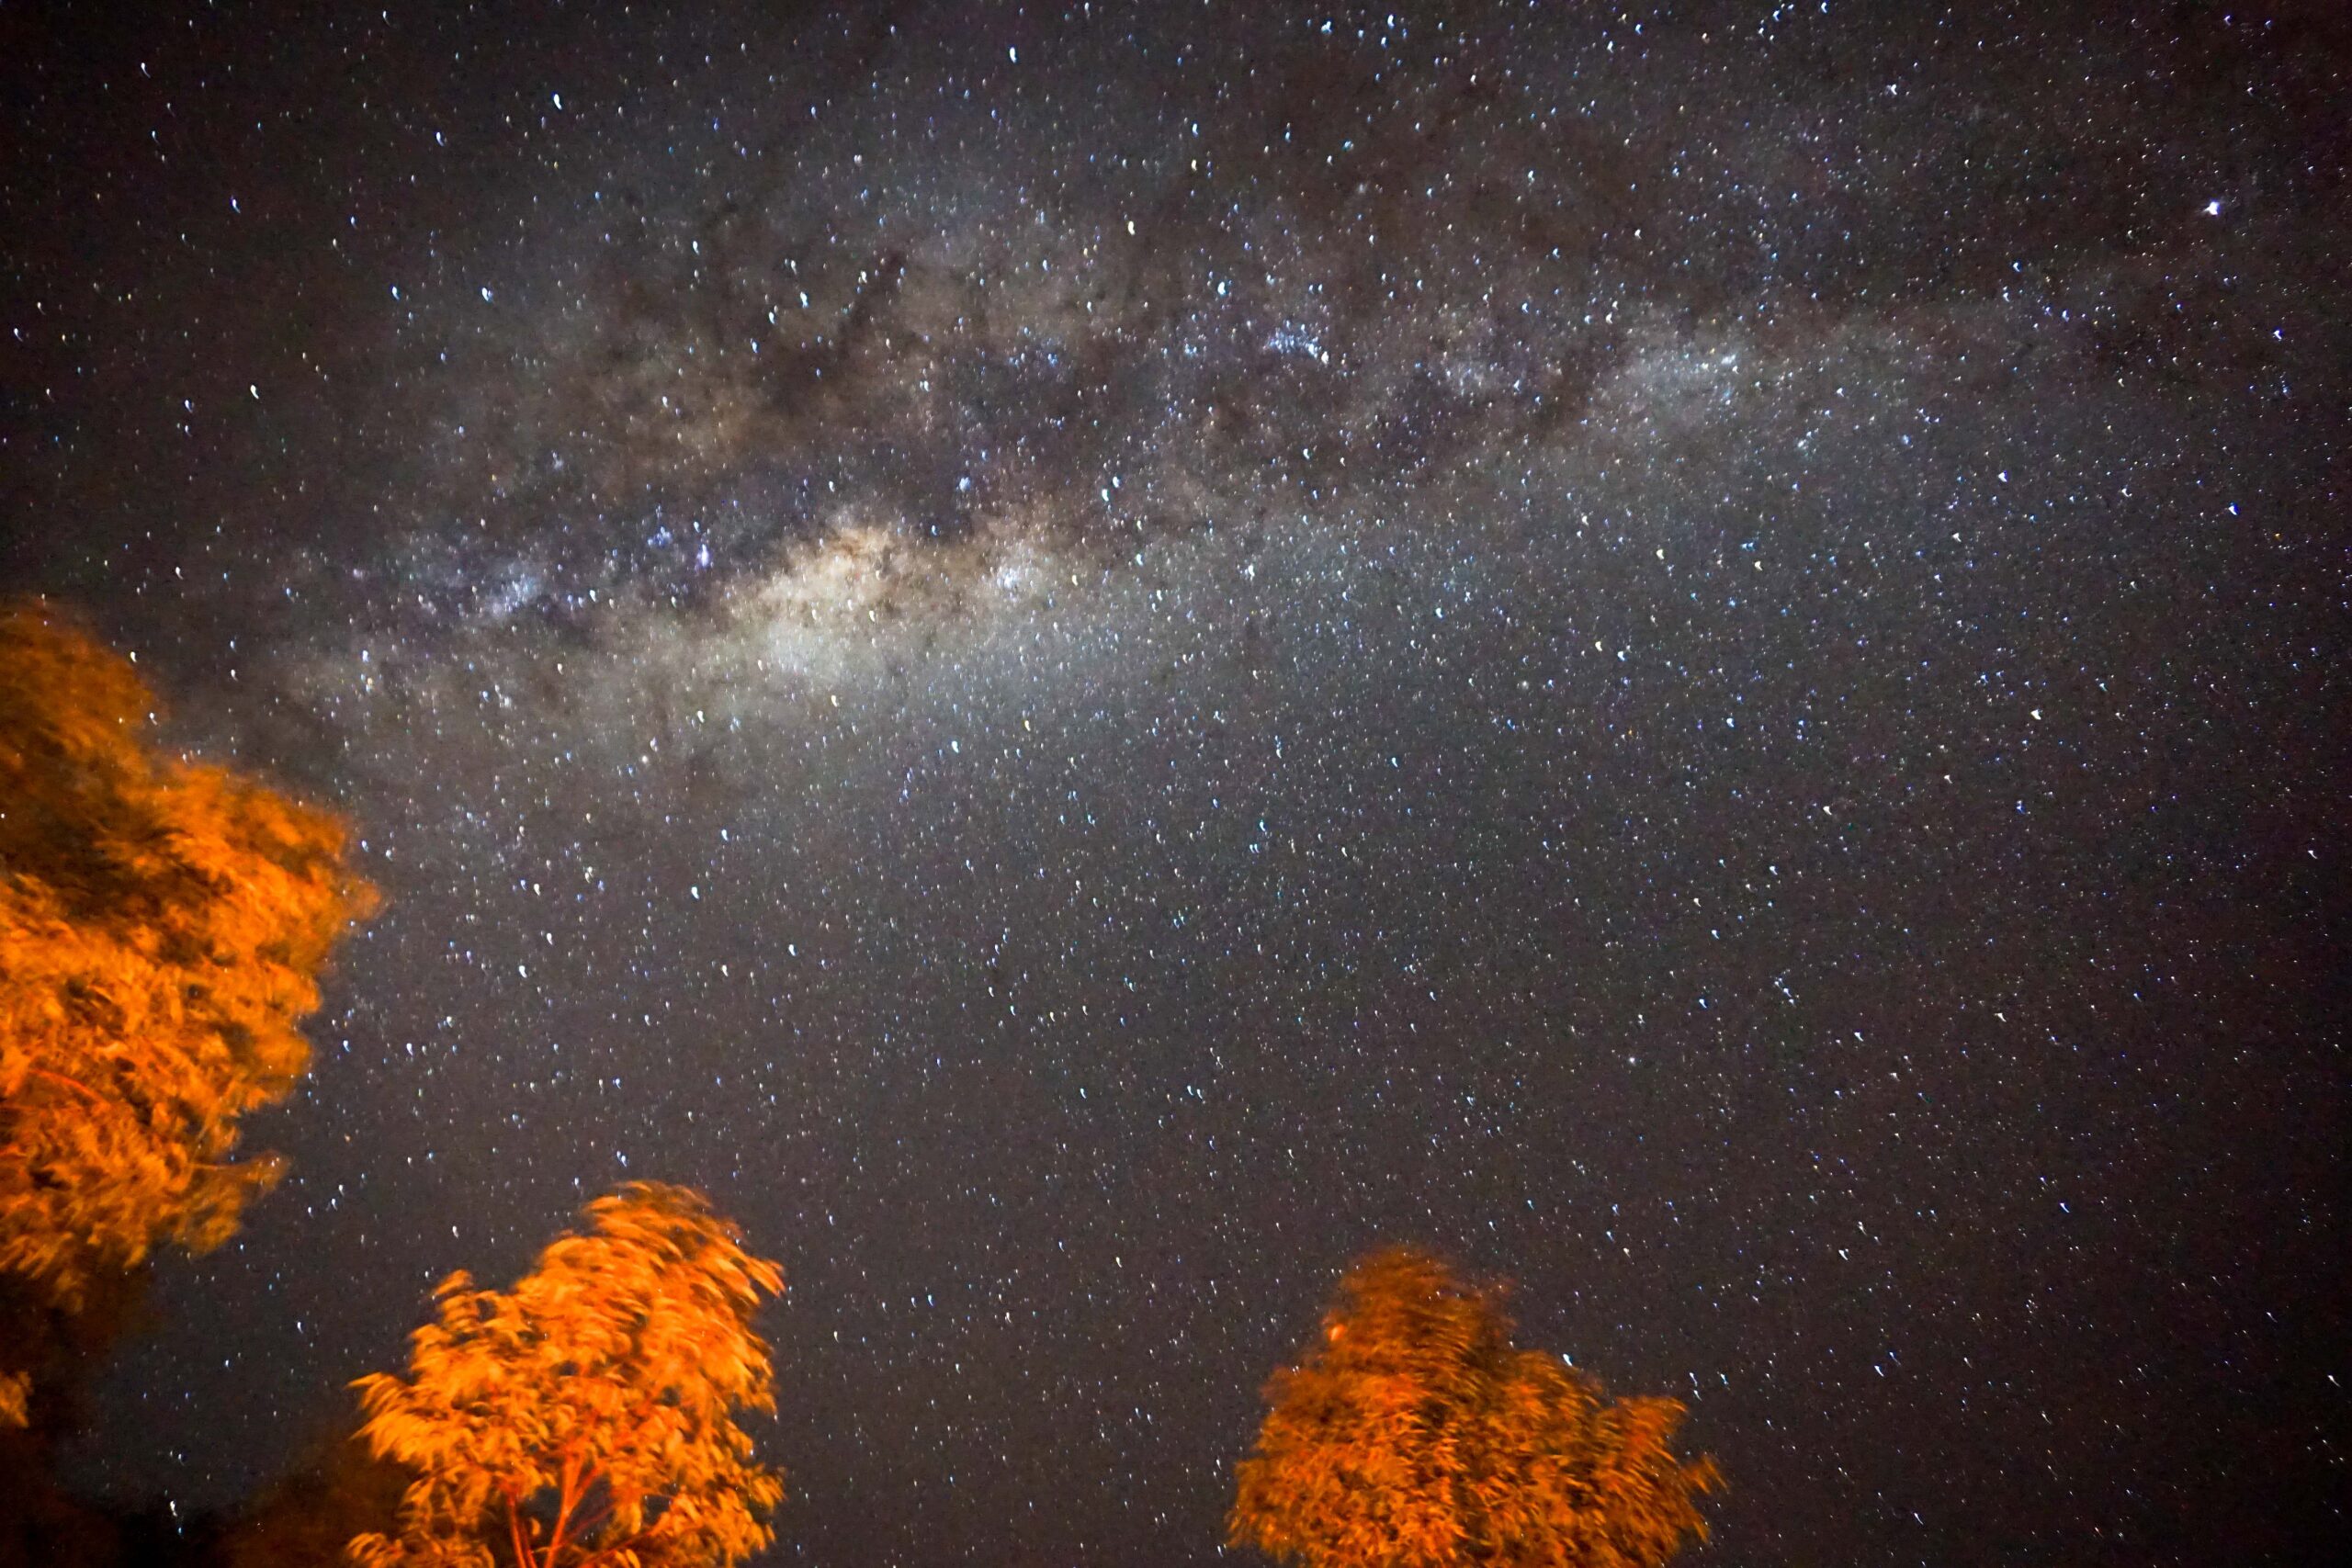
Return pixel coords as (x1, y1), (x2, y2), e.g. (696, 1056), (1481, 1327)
(215, 1431), (410, 1568)
(350, 1182), (786, 1568)
(1229, 1247), (1720, 1568)
(0, 604), (377, 1317)
(0, 1267), (162, 1565)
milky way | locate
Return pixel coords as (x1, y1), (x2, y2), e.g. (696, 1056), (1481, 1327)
(3, 3), (2345, 1562)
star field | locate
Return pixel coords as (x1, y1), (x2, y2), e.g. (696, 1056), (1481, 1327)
(2, 2), (2344, 1563)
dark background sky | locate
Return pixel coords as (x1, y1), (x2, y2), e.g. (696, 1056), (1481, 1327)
(3, 1), (2346, 1562)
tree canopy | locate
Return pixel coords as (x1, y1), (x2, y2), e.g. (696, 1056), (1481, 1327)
(1228, 1247), (1720, 1568)
(0, 604), (377, 1324)
(350, 1182), (786, 1568)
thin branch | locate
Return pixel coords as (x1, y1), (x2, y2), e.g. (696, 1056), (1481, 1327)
(25, 1066), (110, 1105)
(506, 1489), (537, 1568)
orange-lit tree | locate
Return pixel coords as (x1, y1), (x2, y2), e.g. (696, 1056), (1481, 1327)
(0, 604), (376, 1325)
(350, 1182), (786, 1568)
(1229, 1247), (1720, 1568)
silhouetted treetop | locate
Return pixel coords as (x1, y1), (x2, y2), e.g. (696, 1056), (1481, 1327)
(1230, 1245), (1720, 1568)
(351, 1181), (786, 1568)
(0, 604), (377, 1330)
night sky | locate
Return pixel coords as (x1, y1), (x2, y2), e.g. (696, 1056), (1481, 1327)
(3, 2), (2346, 1562)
